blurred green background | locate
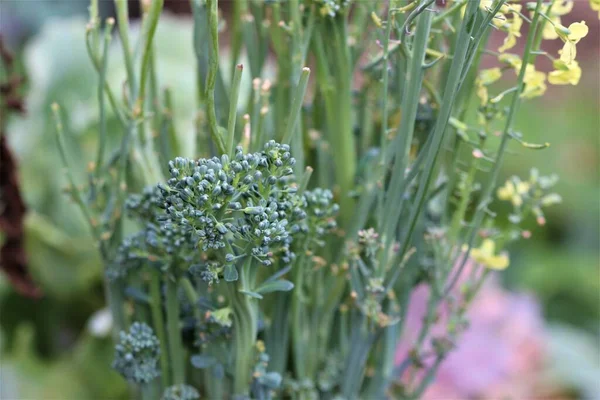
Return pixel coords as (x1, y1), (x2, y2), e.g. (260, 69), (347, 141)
(0, 2), (598, 399)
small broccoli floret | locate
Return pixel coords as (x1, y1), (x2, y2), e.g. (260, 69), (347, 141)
(189, 262), (222, 285)
(161, 384), (200, 400)
(303, 188), (338, 237)
(112, 322), (161, 384)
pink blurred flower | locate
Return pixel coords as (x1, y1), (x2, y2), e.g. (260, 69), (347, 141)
(395, 264), (547, 399)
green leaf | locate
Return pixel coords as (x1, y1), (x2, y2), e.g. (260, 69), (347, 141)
(239, 290), (263, 299)
(223, 264), (238, 282)
(263, 266), (292, 284)
(255, 280), (294, 295)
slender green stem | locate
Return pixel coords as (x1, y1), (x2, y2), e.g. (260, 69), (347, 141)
(94, 20), (114, 174)
(227, 64), (244, 156)
(114, 0), (137, 99)
(375, 1), (395, 234)
(137, 0), (164, 112)
(51, 104), (99, 240)
(84, 23), (126, 128)
(446, 0), (544, 295)
(297, 166), (313, 195)
(205, 0), (226, 154)
(381, 5), (433, 267)
(282, 67), (310, 145)
(386, 0), (482, 293)
(447, 156), (479, 242)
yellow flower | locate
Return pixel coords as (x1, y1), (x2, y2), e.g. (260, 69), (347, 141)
(476, 68), (503, 105)
(538, 1), (574, 40)
(521, 65), (547, 99)
(516, 181), (530, 194)
(471, 239), (510, 270)
(497, 5), (523, 52)
(497, 180), (529, 207)
(557, 21), (589, 64)
(497, 181), (515, 200)
(548, 60), (582, 85)
(498, 53), (522, 73)
(591, 0), (600, 19)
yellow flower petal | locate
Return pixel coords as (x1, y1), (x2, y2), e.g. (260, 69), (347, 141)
(477, 85), (489, 105)
(549, 60), (582, 85)
(521, 65), (547, 99)
(484, 254), (510, 270)
(568, 21), (589, 42)
(479, 68), (503, 86)
(553, 0), (574, 15)
(516, 182), (530, 194)
(498, 53), (522, 73)
(471, 239), (510, 270)
(559, 42), (577, 64)
(479, 239), (496, 256)
(499, 33), (517, 52)
(497, 181), (515, 200)
(492, 12), (508, 29)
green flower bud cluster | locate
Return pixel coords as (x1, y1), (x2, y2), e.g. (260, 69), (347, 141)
(126, 186), (162, 222)
(189, 261), (222, 286)
(157, 141), (304, 267)
(111, 141), (339, 286)
(161, 384), (200, 400)
(299, 188), (338, 239)
(112, 322), (161, 384)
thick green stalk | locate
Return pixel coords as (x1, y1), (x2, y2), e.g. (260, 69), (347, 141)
(150, 272), (170, 389)
(312, 24), (356, 225)
(291, 253), (308, 379)
(341, 316), (379, 398)
(140, 380), (159, 400)
(229, 257), (258, 396)
(265, 293), (290, 375)
(165, 274), (185, 385)
(104, 279), (128, 340)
